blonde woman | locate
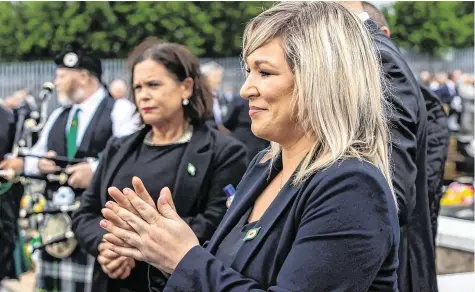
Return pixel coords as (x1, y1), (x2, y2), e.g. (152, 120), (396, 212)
(99, 2), (399, 291)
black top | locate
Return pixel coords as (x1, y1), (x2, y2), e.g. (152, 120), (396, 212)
(214, 208), (257, 268)
(107, 142), (187, 292)
(108, 142), (186, 200)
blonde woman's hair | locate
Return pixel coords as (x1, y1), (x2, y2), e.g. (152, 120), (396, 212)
(243, 1), (394, 198)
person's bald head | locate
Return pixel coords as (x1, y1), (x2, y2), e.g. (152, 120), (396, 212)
(362, 1), (391, 38)
(110, 79), (127, 100)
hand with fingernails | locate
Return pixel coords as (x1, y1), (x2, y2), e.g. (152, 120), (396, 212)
(65, 162), (93, 189)
(100, 176), (199, 274)
(97, 241), (135, 279)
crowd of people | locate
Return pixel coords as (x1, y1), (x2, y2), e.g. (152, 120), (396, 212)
(420, 70), (474, 135)
(0, 1), (471, 292)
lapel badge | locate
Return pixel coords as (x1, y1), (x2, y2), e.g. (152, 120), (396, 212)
(187, 163), (196, 176)
(243, 227), (261, 242)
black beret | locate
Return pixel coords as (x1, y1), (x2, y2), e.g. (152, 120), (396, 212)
(55, 48), (102, 80)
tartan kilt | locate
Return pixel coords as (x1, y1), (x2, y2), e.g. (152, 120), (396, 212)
(32, 245), (95, 292)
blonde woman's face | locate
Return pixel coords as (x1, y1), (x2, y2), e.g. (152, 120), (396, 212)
(240, 38), (298, 144)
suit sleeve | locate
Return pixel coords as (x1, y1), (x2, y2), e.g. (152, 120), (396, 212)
(182, 139), (248, 244)
(165, 166), (397, 292)
(71, 137), (117, 257)
(379, 47), (420, 226)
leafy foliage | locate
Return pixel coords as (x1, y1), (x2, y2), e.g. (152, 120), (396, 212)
(1, 2), (472, 60)
(0, 1), (272, 61)
(384, 1), (474, 56)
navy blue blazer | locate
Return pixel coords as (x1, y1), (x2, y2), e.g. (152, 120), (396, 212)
(434, 85), (456, 104)
(165, 152), (400, 292)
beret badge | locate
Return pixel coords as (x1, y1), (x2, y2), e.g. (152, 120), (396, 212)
(63, 52), (79, 68)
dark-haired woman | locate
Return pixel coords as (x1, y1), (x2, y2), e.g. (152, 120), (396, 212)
(72, 43), (248, 292)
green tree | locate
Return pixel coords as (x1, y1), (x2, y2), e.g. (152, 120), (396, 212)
(385, 1), (474, 57)
(0, 2), (22, 59)
(0, 1), (272, 61)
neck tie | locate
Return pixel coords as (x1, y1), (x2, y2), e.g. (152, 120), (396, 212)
(67, 108), (80, 159)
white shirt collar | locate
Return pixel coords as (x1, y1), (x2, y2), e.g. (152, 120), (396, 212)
(72, 87), (106, 114)
(357, 12), (370, 22)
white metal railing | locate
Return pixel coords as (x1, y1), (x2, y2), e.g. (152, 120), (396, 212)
(436, 216), (475, 252)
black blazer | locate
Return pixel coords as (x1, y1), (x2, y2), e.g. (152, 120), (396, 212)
(420, 84), (450, 245)
(366, 19), (436, 292)
(164, 153), (400, 292)
(71, 122), (248, 290)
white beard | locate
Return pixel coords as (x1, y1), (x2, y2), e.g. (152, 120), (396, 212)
(57, 93), (72, 107)
(57, 88), (85, 106)
(71, 88), (86, 104)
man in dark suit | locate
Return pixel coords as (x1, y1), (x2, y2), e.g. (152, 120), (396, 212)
(345, 2), (437, 291)
(201, 62), (268, 161)
(435, 71), (463, 132)
(362, 0), (450, 246)
(435, 70), (461, 104)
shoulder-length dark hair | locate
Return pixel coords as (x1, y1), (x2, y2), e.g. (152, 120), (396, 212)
(129, 42), (213, 125)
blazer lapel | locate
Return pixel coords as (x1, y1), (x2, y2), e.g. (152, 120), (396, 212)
(100, 126), (150, 206)
(209, 154), (302, 272)
(76, 97), (108, 156)
(53, 107), (70, 157)
(232, 180), (300, 272)
(172, 124), (213, 216)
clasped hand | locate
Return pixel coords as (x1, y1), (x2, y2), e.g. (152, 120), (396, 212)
(100, 177), (199, 274)
(98, 241), (135, 279)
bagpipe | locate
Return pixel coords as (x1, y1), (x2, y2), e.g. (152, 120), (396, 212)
(0, 154), (91, 184)
(10, 82), (55, 158)
(0, 82), (89, 259)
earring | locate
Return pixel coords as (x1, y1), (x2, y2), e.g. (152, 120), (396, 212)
(182, 99), (190, 106)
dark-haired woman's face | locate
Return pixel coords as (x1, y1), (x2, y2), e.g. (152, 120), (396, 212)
(133, 59), (193, 127)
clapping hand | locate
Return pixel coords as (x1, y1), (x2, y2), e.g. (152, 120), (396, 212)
(100, 177), (199, 274)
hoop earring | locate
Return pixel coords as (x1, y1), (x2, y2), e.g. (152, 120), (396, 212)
(182, 99), (190, 106)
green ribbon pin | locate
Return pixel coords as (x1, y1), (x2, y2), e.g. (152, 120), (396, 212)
(243, 227), (261, 241)
(187, 163), (196, 176)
